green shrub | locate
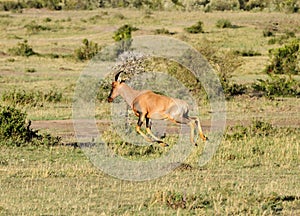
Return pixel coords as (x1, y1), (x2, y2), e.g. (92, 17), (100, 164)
(0, 1), (25, 11)
(223, 82), (247, 98)
(273, 0), (299, 13)
(0, 0), (62, 11)
(234, 49), (261, 57)
(63, 0), (96, 10)
(74, 39), (101, 61)
(8, 40), (36, 57)
(190, 42), (246, 99)
(267, 31), (297, 45)
(184, 21), (204, 34)
(150, 190), (212, 210)
(211, 50), (245, 98)
(97, 79), (111, 102)
(26, 0), (43, 9)
(265, 39), (300, 75)
(40, 0), (62, 10)
(25, 68), (36, 73)
(25, 22), (51, 34)
(252, 75), (300, 98)
(216, 19), (232, 28)
(268, 37), (277, 45)
(0, 106), (61, 146)
(43, 17), (52, 22)
(263, 29), (274, 37)
(225, 120), (275, 140)
(210, 0), (240, 11)
(243, 0), (268, 11)
(154, 28), (175, 35)
(113, 24), (138, 54)
(2, 89), (63, 107)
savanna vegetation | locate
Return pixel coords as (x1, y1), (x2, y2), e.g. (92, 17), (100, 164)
(0, 0), (299, 215)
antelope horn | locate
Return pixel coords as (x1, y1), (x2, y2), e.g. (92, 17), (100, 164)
(114, 70), (124, 81)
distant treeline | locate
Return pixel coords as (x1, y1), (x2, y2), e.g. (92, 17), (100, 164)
(0, 0), (299, 12)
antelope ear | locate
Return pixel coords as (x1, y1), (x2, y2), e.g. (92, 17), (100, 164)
(120, 77), (129, 83)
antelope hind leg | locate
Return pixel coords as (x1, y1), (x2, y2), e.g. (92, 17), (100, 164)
(145, 128), (168, 147)
(192, 117), (207, 141)
(136, 125), (152, 142)
(188, 121), (197, 146)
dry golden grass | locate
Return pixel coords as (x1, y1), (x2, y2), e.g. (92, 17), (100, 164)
(0, 8), (299, 215)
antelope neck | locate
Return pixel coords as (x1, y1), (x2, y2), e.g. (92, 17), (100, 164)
(119, 83), (141, 108)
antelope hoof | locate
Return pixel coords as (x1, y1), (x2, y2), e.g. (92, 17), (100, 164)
(160, 142), (169, 147)
(201, 135), (208, 142)
(156, 140), (168, 147)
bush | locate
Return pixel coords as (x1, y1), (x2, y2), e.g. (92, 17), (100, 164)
(25, 22), (51, 34)
(0, 106), (61, 147)
(63, 0), (96, 10)
(0, 1), (25, 11)
(243, 0), (268, 11)
(154, 28), (175, 35)
(113, 24), (134, 42)
(216, 19), (232, 28)
(184, 21), (204, 34)
(234, 49), (261, 57)
(26, 0), (43, 9)
(267, 31), (297, 45)
(263, 29), (275, 37)
(211, 50), (245, 98)
(25, 68), (36, 73)
(252, 75), (300, 98)
(150, 190), (212, 210)
(8, 40), (36, 57)
(2, 88), (63, 107)
(113, 24), (138, 54)
(74, 39), (101, 61)
(39, 0), (62, 10)
(223, 82), (247, 97)
(273, 0), (299, 13)
(190, 41), (246, 99)
(225, 120), (275, 140)
(209, 0), (240, 11)
(0, 0), (62, 11)
(265, 39), (300, 75)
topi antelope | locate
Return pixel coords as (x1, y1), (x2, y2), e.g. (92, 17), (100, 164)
(107, 71), (207, 147)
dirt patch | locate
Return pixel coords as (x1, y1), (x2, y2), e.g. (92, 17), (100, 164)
(31, 117), (298, 144)
(31, 119), (212, 143)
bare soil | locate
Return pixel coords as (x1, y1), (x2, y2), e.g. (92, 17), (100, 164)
(31, 117), (299, 144)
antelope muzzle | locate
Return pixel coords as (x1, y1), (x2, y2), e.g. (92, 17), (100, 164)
(107, 96), (113, 103)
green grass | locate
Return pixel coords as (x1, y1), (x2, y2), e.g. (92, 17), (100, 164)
(0, 7), (299, 215)
(0, 125), (299, 215)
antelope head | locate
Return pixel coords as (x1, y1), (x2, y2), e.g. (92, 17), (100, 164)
(107, 71), (124, 103)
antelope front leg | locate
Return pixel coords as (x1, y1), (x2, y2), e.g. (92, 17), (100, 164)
(145, 118), (168, 147)
(136, 114), (152, 142)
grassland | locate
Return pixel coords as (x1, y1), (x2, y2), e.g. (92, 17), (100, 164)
(0, 8), (299, 215)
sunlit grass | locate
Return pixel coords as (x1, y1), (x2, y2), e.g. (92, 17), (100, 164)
(0, 125), (299, 215)
(0, 7), (299, 215)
